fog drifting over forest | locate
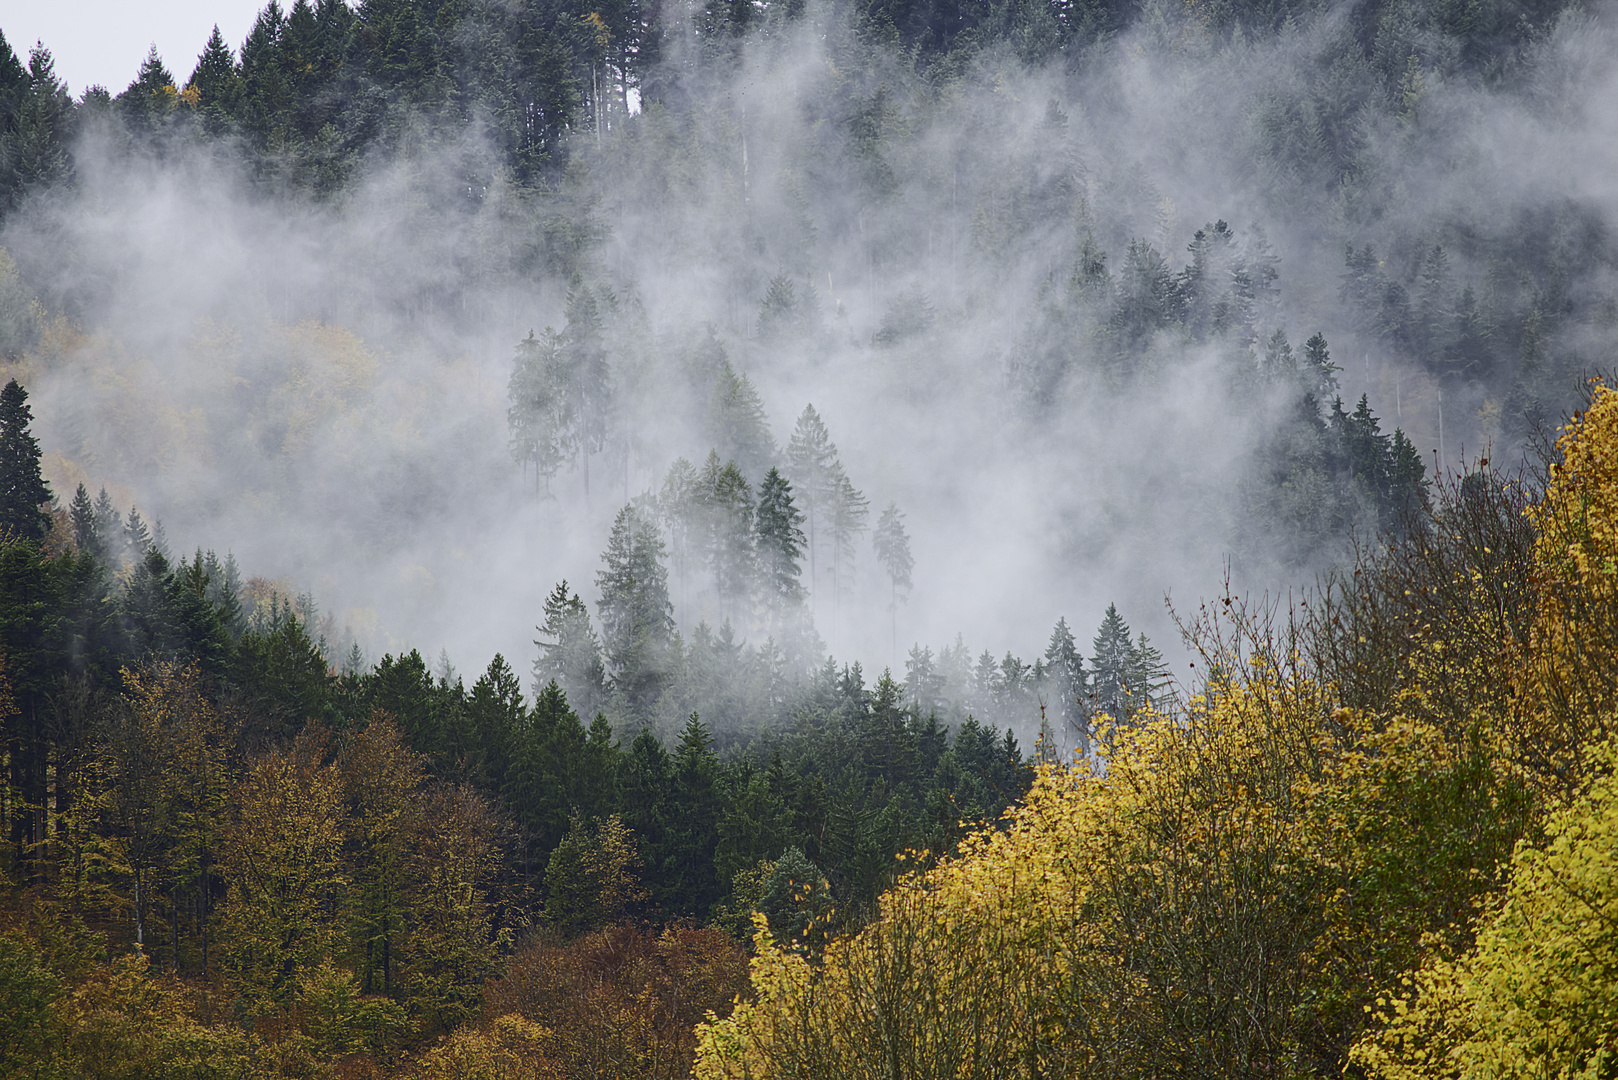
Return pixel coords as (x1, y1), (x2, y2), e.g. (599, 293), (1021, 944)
(6, 0), (1618, 697)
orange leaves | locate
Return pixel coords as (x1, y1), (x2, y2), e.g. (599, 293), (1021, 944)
(485, 922), (749, 1080)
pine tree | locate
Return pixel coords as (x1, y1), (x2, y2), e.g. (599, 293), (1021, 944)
(0, 379), (51, 542)
(124, 507), (153, 561)
(709, 361), (776, 483)
(188, 25), (240, 117)
(1303, 332), (1340, 401)
(92, 488), (122, 561)
(0, 46), (71, 211)
(786, 405), (837, 616)
(507, 329), (575, 497)
(596, 504), (675, 725)
(827, 468), (869, 648)
(872, 502), (913, 665)
(1043, 617), (1088, 755)
(698, 453), (756, 628)
(659, 457), (700, 620)
(533, 580), (607, 722)
(117, 45), (179, 132)
(562, 286), (614, 496)
(68, 482), (98, 557)
(1087, 603), (1134, 729)
(755, 467), (805, 614)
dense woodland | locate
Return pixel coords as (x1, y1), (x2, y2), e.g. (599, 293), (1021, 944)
(4, 0), (1618, 1074)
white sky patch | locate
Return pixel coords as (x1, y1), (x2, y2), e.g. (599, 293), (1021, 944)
(0, 0), (265, 97)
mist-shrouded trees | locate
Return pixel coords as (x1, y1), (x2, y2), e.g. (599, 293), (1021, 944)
(872, 502), (913, 663)
(507, 329), (573, 496)
(785, 405), (836, 614)
(755, 467), (806, 624)
(533, 579), (606, 722)
(1085, 603), (1167, 731)
(1043, 616), (1088, 755)
(597, 503), (675, 725)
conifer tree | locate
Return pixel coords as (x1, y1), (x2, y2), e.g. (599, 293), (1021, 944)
(0, 379), (51, 542)
(188, 25), (240, 117)
(1087, 603), (1135, 728)
(709, 361), (776, 482)
(533, 580), (606, 722)
(507, 329), (575, 496)
(872, 502), (913, 664)
(1043, 616), (1088, 755)
(562, 286), (613, 496)
(786, 405), (837, 615)
(698, 453), (756, 627)
(755, 467), (805, 614)
(596, 504), (674, 724)
(68, 482), (98, 557)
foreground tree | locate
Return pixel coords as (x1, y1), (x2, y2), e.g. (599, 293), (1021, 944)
(0, 379), (51, 542)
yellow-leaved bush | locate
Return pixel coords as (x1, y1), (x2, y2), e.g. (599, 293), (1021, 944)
(1346, 381), (1618, 1076)
(695, 659), (1411, 1079)
(1350, 738), (1618, 1078)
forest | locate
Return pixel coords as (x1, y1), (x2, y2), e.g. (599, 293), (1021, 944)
(3, 0), (1618, 1072)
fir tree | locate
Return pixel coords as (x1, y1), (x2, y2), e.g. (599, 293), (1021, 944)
(1043, 617), (1089, 756)
(0, 379), (51, 542)
(755, 467), (805, 611)
(68, 483), (98, 557)
(785, 405), (837, 617)
(872, 502), (913, 665)
(533, 580), (607, 722)
(188, 25), (240, 116)
(596, 503), (675, 725)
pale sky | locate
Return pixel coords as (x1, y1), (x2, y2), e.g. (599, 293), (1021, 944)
(0, 0), (270, 98)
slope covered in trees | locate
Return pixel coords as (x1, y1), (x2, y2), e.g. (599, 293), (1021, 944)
(695, 379), (1618, 1079)
(2, 0), (1618, 1072)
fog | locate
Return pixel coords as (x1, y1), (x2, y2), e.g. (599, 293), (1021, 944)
(6, 0), (1617, 716)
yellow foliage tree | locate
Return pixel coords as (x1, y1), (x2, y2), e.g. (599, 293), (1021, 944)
(217, 730), (348, 1016)
(1351, 738), (1618, 1078)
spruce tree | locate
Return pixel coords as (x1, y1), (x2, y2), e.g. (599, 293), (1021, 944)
(1043, 617), (1089, 755)
(0, 379), (51, 542)
(533, 579), (606, 722)
(68, 483), (98, 557)
(786, 405), (836, 615)
(755, 467), (805, 612)
(188, 25), (240, 116)
(1087, 603), (1134, 729)
(872, 502), (913, 664)
(596, 503), (674, 725)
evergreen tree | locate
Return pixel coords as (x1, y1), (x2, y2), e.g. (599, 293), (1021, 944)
(188, 25), (240, 118)
(117, 45), (177, 128)
(596, 503), (675, 725)
(709, 361), (776, 483)
(1087, 603), (1135, 729)
(1043, 617), (1088, 755)
(0, 379), (51, 542)
(755, 467), (806, 621)
(0, 46), (71, 213)
(507, 329), (575, 496)
(871, 502), (913, 664)
(698, 453), (756, 628)
(124, 507), (152, 561)
(68, 483), (98, 558)
(562, 287), (614, 496)
(827, 468), (869, 648)
(533, 580), (606, 722)
(91, 488), (122, 561)
(659, 457), (701, 620)
(785, 405), (837, 616)
(1303, 332), (1340, 401)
